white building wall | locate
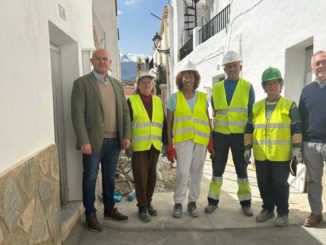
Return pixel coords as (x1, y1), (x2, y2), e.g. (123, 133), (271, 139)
(0, 0), (119, 202)
(0, 0), (93, 175)
(171, 0), (326, 104)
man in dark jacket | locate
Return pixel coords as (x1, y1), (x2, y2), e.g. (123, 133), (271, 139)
(71, 49), (131, 232)
(299, 50), (326, 227)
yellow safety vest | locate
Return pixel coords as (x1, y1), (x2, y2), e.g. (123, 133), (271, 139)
(212, 79), (250, 134)
(252, 97), (293, 161)
(129, 94), (164, 152)
(173, 91), (210, 146)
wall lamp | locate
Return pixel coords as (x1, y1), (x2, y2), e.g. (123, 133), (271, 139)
(152, 32), (170, 55)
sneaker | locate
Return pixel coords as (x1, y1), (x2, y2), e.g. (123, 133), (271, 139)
(204, 204), (217, 214)
(172, 203), (182, 218)
(256, 209), (275, 222)
(303, 213), (323, 227)
(187, 202), (199, 217)
(138, 207), (151, 222)
(86, 213), (103, 232)
(275, 214), (288, 227)
(104, 207), (128, 221)
(241, 206), (253, 217)
(147, 203), (158, 217)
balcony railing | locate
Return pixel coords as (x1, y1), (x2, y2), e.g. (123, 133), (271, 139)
(179, 37), (193, 61)
(199, 4), (230, 44)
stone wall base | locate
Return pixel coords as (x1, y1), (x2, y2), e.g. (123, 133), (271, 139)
(0, 145), (61, 244)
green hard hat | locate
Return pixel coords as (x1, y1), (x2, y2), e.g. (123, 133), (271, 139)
(261, 67), (283, 83)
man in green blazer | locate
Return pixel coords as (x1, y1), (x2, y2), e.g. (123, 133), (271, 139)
(71, 49), (131, 232)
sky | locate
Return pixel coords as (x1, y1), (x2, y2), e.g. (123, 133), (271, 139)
(117, 0), (170, 56)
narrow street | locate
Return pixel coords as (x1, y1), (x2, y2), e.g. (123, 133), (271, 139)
(64, 158), (326, 245)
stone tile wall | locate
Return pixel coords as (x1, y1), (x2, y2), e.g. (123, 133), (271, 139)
(0, 145), (60, 245)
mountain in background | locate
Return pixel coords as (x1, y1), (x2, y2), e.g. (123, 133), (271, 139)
(120, 53), (151, 81)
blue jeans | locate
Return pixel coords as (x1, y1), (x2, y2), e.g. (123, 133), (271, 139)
(255, 160), (290, 215)
(82, 138), (120, 215)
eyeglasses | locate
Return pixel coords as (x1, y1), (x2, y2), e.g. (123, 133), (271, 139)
(315, 60), (326, 67)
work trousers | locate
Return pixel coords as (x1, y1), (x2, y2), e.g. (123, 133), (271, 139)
(255, 160), (290, 215)
(303, 141), (326, 214)
(208, 132), (251, 207)
(132, 146), (160, 208)
(174, 140), (207, 204)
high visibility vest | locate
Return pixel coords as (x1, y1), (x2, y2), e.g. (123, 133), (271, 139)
(252, 97), (293, 161)
(212, 79), (250, 134)
(129, 94), (164, 152)
(173, 91), (210, 146)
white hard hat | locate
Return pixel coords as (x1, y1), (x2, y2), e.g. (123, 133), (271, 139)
(137, 71), (155, 83)
(178, 60), (196, 73)
(222, 51), (242, 66)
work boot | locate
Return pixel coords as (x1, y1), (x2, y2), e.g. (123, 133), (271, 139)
(138, 207), (151, 222)
(275, 214), (288, 227)
(147, 203), (158, 216)
(104, 207), (128, 221)
(256, 208), (275, 222)
(241, 206), (253, 217)
(204, 204), (217, 214)
(86, 213), (103, 232)
(303, 213), (323, 227)
(172, 203), (182, 218)
(187, 202), (199, 217)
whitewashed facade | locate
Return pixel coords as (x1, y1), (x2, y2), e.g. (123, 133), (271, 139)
(169, 0), (326, 104)
(0, 0), (119, 243)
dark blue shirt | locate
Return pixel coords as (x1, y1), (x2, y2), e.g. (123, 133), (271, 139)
(299, 81), (326, 143)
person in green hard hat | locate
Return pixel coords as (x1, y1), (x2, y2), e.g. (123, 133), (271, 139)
(243, 67), (302, 227)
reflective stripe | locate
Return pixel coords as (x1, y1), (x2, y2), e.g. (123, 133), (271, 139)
(174, 127), (193, 135)
(133, 135), (162, 142)
(193, 118), (210, 126)
(174, 127), (209, 138)
(254, 140), (291, 145)
(194, 129), (210, 138)
(174, 115), (193, 124)
(254, 123), (290, 129)
(132, 122), (163, 128)
(238, 194), (252, 201)
(216, 107), (248, 115)
(214, 121), (247, 127)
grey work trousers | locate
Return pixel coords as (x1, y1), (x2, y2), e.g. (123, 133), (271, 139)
(303, 141), (326, 214)
(174, 140), (207, 204)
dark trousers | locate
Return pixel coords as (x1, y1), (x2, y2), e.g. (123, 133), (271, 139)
(255, 160), (290, 215)
(208, 132), (250, 206)
(132, 146), (160, 208)
(82, 138), (120, 215)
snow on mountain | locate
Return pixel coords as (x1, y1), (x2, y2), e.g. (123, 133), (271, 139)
(120, 52), (151, 81)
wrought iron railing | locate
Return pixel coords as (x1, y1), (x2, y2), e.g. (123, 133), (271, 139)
(199, 4), (230, 44)
(179, 37), (193, 61)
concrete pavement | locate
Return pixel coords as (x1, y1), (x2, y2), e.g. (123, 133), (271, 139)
(63, 157), (326, 244)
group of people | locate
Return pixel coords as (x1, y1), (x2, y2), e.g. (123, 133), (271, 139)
(71, 48), (326, 232)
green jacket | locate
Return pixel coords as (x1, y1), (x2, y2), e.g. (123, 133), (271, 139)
(71, 72), (131, 153)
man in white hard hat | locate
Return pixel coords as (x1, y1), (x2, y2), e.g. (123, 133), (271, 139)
(205, 50), (255, 217)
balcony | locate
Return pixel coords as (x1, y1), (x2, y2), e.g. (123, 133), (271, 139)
(179, 37), (193, 61)
(199, 4), (230, 44)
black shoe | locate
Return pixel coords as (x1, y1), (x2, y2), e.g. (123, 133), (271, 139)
(138, 207), (151, 222)
(86, 213), (103, 232)
(147, 203), (158, 216)
(104, 207), (128, 221)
